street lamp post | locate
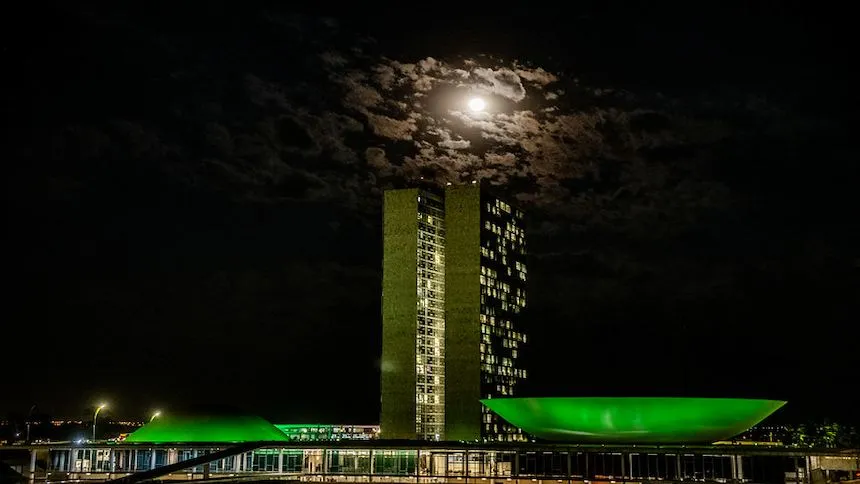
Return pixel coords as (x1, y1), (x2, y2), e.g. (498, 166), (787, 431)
(92, 403), (107, 441)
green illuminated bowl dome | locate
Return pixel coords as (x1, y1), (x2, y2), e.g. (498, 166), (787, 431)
(126, 407), (289, 444)
(481, 397), (786, 443)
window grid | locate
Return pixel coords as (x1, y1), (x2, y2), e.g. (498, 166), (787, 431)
(415, 192), (445, 440)
(479, 198), (528, 442)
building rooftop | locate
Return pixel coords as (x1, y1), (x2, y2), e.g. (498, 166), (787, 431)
(481, 397), (786, 444)
(126, 408), (288, 444)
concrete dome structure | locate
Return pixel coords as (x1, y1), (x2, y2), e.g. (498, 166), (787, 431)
(126, 407), (289, 443)
(481, 397), (786, 444)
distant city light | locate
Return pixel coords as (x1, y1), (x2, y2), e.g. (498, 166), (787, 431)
(468, 97), (486, 112)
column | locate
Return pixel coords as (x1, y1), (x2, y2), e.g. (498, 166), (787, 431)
(235, 452), (243, 472)
(676, 454), (683, 482)
(278, 449), (284, 474)
(150, 449), (157, 471)
(585, 452), (589, 482)
(731, 455), (744, 482)
(465, 451), (469, 484)
(514, 452), (520, 481)
(29, 449), (37, 483)
(621, 453), (627, 482)
(794, 457), (800, 484)
(58, 450), (66, 472)
(567, 452), (572, 484)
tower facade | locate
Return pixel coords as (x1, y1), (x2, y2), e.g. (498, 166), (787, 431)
(381, 184), (527, 442)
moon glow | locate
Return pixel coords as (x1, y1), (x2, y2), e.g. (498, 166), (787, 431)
(468, 97), (486, 112)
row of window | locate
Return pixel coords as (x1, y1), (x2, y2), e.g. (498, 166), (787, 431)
(417, 260), (443, 272)
(505, 221), (524, 238)
(418, 213), (443, 226)
(416, 365), (440, 375)
(480, 344), (519, 360)
(480, 265), (498, 279)
(417, 374), (443, 384)
(418, 222), (441, 235)
(481, 364), (527, 378)
(416, 394), (443, 404)
(417, 242), (444, 253)
(480, 294), (524, 313)
(482, 374), (520, 386)
(417, 346), (441, 356)
(479, 313), (518, 329)
(481, 325), (526, 344)
(417, 298), (443, 310)
(485, 199), (522, 219)
(417, 251), (443, 263)
(417, 288), (443, 300)
(480, 353), (518, 366)
(417, 194), (444, 212)
(480, 275), (511, 293)
(418, 268), (444, 279)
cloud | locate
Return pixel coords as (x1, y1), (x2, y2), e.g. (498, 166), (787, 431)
(343, 73), (383, 109)
(372, 64), (396, 90)
(320, 51), (348, 67)
(417, 57), (441, 72)
(251, 37), (809, 246)
(365, 147), (390, 170)
(471, 67), (527, 102)
(515, 67), (558, 87)
(365, 112), (417, 140)
(433, 128), (471, 150)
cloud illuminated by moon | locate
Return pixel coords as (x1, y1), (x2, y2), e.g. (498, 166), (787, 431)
(468, 97), (486, 112)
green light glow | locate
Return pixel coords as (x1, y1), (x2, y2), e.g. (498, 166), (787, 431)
(481, 397), (786, 443)
(126, 413), (289, 443)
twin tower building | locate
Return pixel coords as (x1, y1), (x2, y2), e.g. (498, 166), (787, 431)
(381, 184), (528, 442)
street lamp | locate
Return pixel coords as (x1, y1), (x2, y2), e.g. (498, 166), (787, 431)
(150, 410), (161, 422)
(92, 403), (107, 441)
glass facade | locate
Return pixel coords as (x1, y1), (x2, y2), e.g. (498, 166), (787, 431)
(479, 198), (528, 441)
(415, 191), (446, 440)
(275, 424), (380, 441)
(46, 442), (837, 484)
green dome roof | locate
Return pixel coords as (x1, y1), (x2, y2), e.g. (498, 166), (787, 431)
(481, 397), (786, 444)
(126, 409), (289, 444)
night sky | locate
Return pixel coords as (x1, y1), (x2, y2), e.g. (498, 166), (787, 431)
(4, 5), (857, 425)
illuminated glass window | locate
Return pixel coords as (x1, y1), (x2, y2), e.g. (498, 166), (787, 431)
(414, 190), (446, 440)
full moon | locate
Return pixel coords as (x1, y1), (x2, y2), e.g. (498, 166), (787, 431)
(468, 97), (486, 112)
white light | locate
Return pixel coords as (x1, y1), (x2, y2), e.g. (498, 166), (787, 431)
(468, 97), (486, 112)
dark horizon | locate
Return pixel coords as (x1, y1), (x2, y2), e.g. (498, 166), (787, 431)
(4, 6), (857, 427)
